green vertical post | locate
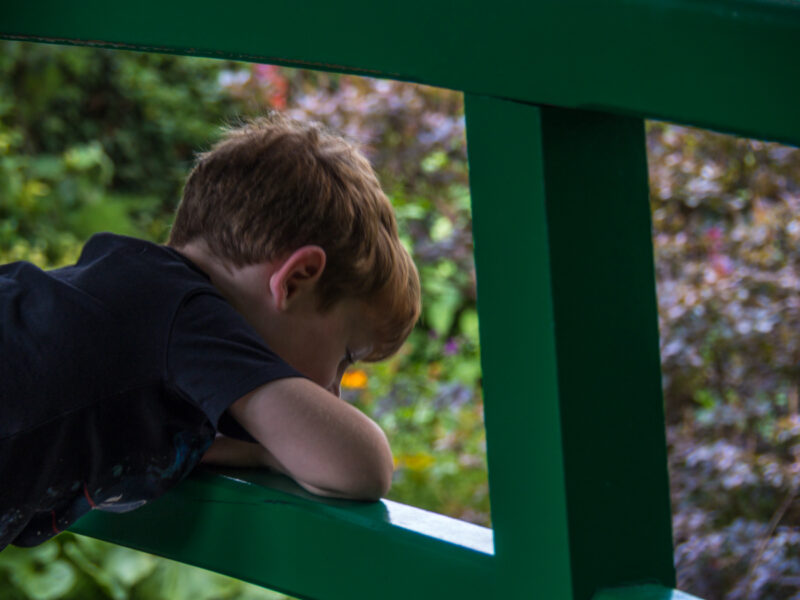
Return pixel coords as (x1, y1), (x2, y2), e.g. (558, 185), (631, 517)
(465, 94), (573, 598)
(465, 95), (674, 599)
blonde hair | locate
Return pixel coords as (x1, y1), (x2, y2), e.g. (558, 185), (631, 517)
(169, 114), (420, 360)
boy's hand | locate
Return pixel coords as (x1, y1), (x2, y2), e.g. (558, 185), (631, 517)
(226, 377), (394, 501)
(200, 435), (288, 473)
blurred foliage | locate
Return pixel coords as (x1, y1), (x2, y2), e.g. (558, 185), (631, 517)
(4, 38), (800, 600)
(649, 122), (800, 599)
(0, 42), (245, 267)
(0, 533), (283, 600)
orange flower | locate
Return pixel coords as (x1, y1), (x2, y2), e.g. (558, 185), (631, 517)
(341, 369), (368, 389)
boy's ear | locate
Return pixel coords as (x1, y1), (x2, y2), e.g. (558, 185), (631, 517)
(269, 245), (326, 311)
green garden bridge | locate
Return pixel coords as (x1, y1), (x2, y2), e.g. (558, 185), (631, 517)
(3, 1), (799, 598)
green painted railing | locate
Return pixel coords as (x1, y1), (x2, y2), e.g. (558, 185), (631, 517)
(3, 1), (796, 598)
(73, 469), (495, 599)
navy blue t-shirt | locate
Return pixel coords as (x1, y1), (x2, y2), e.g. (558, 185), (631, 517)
(0, 233), (302, 549)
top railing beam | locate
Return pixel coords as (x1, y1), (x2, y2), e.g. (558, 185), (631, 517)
(2, 0), (799, 147)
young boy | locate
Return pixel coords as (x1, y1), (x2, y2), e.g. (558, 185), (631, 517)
(0, 114), (421, 550)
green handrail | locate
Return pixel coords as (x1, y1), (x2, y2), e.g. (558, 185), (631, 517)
(2, 0), (799, 145)
(71, 469), (494, 599)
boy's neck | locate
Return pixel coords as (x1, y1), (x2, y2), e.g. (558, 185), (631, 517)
(169, 240), (271, 323)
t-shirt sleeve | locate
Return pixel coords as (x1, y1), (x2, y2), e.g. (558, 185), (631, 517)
(166, 291), (304, 437)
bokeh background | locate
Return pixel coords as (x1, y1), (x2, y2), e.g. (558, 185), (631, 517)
(1, 41), (800, 599)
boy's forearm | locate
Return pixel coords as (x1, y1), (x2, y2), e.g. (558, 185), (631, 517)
(199, 433), (388, 500)
(229, 378), (394, 501)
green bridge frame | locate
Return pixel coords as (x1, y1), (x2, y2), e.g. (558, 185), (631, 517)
(2, 1), (799, 598)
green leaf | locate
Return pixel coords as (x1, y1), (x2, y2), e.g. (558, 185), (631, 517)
(9, 558), (75, 600)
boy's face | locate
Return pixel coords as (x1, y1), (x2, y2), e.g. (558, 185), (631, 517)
(265, 297), (376, 397)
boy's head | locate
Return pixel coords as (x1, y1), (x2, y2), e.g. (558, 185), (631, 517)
(168, 114), (421, 362)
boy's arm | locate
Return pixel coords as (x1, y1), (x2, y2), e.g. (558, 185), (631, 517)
(201, 435), (288, 472)
(218, 377), (394, 501)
